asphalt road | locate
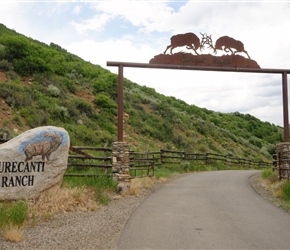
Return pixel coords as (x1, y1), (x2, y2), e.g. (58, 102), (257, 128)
(117, 170), (290, 250)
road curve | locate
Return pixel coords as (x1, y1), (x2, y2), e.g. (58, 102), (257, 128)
(117, 170), (290, 249)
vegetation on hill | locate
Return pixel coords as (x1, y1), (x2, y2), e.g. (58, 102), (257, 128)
(0, 23), (283, 162)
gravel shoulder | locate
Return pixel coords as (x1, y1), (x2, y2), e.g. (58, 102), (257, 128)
(0, 172), (286, 250)
(0, 184), (161, 250)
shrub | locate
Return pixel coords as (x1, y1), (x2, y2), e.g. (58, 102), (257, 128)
(94, 93), (117, 111)
(6, 70), (19, 80)
(63, 78), (77, 93)
(47, 84), (60, 97)
(75, 99), (94, 117)
(12, 114), (22, 127)
(0, 60), (13, 71)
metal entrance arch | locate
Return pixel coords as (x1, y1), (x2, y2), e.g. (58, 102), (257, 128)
(107, 61), (290, 143)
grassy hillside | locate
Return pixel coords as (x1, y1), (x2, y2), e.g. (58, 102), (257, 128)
(0, 24), (283, 162)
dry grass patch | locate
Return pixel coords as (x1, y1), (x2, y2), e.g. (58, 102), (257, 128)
(28, 186), (99, 222)
(129, 177), (156, 195)
(128, 176), (171, 196)
(260, 174), (290, 211)
(3, 225), (24, 243)
(260, 177), (288, 198)
(271, 179), (289, 198)
(1, 186), (100, 242)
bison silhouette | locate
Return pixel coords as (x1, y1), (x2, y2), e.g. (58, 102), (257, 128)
(164, 32), (203, 55)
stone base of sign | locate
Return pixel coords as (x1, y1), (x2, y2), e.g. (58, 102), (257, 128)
(276, 142), (290, 178)
(112, 142), (131, 195)
(149, 53), (260, 68)
(0, 126), (70, 201)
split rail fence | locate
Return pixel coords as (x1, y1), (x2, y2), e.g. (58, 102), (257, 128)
(66, 146), (112, 177)
(66, 147), (271, 178)
(0, 138), (273, 178)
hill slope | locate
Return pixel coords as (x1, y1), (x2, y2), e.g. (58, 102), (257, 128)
(0, 24), (283, 162)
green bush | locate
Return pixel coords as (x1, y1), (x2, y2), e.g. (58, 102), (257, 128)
(0, 60), (13, 71)
(63, 78), (77, 93)
(12, 114), (23, 127)
(74, 99), (94, 117)
(94, 93), (117, 111)
(50, 104), (70, 122)
(6, 70), (19, 80)
(47, 84), (60, 97)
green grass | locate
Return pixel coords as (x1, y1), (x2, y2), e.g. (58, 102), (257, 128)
(261, 169), (290, 211)
(154, 162), (226, 179)
(154, 167), (177, 178)
(8, 201), (28, 226)
(62, 175), (117, 205)
(261, 169), (278, 183)
(282, 181), (290, 200)
(279, 181), (290, 211)
(0, 203), (8, 227)
(0, 201), (28, 229)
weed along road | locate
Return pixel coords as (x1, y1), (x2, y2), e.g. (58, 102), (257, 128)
(117, 170), (290, 249)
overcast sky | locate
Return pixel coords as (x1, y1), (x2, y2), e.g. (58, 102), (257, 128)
(1, 0), (290, 126)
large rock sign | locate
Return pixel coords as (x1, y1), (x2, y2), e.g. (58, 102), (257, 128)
(0, 126), (70, 200)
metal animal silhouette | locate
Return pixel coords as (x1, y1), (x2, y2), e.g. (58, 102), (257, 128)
(24, 131), (63, 161)
(164, 32), (203, 55)
(201, 33), (251, 59)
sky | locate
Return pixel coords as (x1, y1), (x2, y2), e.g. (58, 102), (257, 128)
(0, 0), (290, 127)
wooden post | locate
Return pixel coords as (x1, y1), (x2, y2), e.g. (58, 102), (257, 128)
(282, 72), (289, 142)
(118, 65), (124, 142)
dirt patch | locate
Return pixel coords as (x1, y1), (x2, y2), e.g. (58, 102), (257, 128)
(0, 71), (7, 82)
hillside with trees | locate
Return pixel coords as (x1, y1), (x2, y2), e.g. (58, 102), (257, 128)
(0, 24), (283, 162)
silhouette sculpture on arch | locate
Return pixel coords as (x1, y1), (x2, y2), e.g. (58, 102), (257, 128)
(151, 32), (260, 68)
(200, 33), (251, 59)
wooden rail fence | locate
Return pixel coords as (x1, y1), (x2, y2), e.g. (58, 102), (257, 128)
(127, 149), (271, 177)
(0, 137), (272, 178)
(66, 146), (112, 177)
(161, 149), (270, 168)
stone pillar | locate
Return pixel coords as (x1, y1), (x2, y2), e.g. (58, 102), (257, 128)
(276, 142), (290, 179)
(112, 142), (131, 194)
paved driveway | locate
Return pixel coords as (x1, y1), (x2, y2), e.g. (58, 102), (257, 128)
(118, 170), (290, 249)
